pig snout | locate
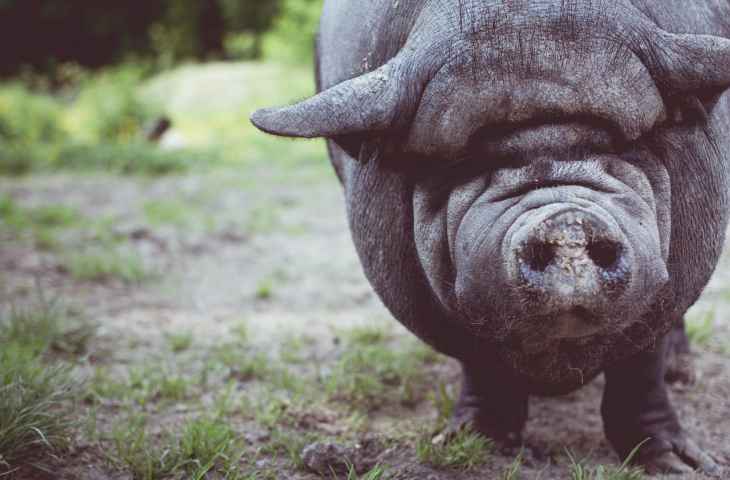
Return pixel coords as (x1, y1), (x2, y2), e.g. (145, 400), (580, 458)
(505, 207), (635, 337)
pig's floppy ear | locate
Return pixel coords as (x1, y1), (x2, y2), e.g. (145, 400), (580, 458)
(645, 31), (730, 103)
(250, 59), (405, 139)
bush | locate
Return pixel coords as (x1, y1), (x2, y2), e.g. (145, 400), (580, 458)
(64, 65), (162, 144)
(0, 84), (66, 145)
(262, 0), (323, 63)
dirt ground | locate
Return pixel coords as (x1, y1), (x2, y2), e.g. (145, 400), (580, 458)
(1, 159), (729, 479)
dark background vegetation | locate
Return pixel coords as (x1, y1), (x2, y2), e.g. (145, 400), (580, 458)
(0, 0), (316, 76)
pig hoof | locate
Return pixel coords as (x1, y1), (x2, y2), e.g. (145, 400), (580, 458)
(664, 352), (697, 386)
(435, 405), (523, 451)
(637, 438), (722, 478)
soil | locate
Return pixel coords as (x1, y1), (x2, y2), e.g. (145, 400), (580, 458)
(1, 166), (728, 480)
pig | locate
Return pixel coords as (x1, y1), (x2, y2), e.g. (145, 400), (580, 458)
(251, 1), (730, 475)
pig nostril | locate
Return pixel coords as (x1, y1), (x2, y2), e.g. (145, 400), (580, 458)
(587, 240), (621, 270)
(527, 242), (555, 272)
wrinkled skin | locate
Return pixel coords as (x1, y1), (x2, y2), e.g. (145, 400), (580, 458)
(252, 0), (730, 476)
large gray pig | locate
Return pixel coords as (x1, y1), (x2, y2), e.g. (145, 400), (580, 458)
(251, 0), (730, 475)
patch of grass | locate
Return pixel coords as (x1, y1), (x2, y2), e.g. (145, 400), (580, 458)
(347, 464), (387, 480)
(430, 382), (457, 432)
(143, 199), (191, 227)
(344, 325), (392, 346)
(177, 417), (242, 477)
(86, 367), (129, 403)
(0, 300), (84, 472)
(109, 414), (244, 480)
(255, 278), (274, 300)
(128, 366), (193, 404)
(259, 429), (319, 470)
(686, 310), (715, 347)
(278, 334), (313, 364)
(63, 248), (150, 283)
(254, 270), (288, 301)
(325, 333), (435, 411)
(502, 452), (524, 480)
(109, 414), (182, 480)
(54, 142), (207, 176)
(0, 195), (82, 250)
(1, 302), (95, 357)
(416, 428), (493, 471)
(88, 364), (193, 406)
(0, 346), (76, 471)
(166, 331), (194, 353)
(213, 343), (272, 382)
(566, 443), (646, 480)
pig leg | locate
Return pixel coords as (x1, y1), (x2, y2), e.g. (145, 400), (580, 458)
(664, 320), (696, 385)
(438, 362), (528, 448)
(602, 335), (721, 476)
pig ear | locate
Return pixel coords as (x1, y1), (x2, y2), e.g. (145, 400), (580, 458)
(250, 59), (405, 138)
(648, 32), (730, 99)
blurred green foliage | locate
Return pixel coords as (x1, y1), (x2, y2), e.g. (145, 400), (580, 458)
(0, 64), (217, 176)
(0, 1), (326, 177)
(65, 66), (163, 144)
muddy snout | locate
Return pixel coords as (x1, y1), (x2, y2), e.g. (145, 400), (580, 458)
(506, 207), (634, 336)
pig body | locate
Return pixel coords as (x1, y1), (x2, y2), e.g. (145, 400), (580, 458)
(253, 1), (730, 475)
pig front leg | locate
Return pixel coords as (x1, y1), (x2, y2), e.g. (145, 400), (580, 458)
(438, 361), (529, 448)
(664, 320), (696, 385)
(602, 335), (721, 476)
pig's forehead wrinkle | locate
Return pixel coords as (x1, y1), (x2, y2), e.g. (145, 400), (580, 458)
(404, 49), (664, 158)
(395, 0), (670, 158)
(416, 0), (646, 48)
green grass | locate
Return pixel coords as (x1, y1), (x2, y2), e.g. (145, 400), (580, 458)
(177, 417), (242, 477)
(88, 364), (194, 406)
(325, 330), (438, 411)
(259, 429), (320, 471)
(416, 428), (493, 471)
(686, 310), (715, 347)
(109, 414), (181, 480)
(0, 347), (76, 470)
(213, 344), (272, 382)
(255, 278), (274, 300)
(430, 382), (457, 431)
(143, 199), (191, 227)
(0, 195), (82, 250)
(566, 443), (646, 480)
(0, 300), (90, 472)
(0, 300), (95, 357)
(166, 331), (194, 353)
(346, 464), (387, 480)
(502, 452), (524, 480)
(64, 248), (150, 283)
(128, 366), (193, 404)
(55, 142), (207, 176)
(344, 325), (392, 346)
(109, 414), (245, 479)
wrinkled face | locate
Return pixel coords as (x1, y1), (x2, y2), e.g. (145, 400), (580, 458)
(396, 22), (692, 383)
(409, 35), (674, 367)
